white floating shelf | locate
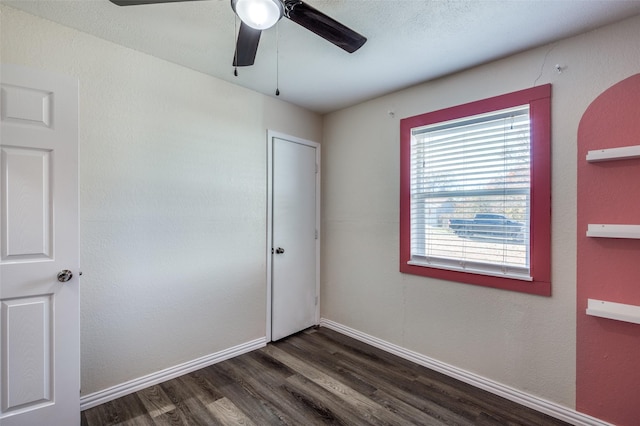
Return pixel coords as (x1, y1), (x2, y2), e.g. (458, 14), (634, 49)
(587, 299), (640, 325)
(586, 145), (640, 162)
(586, 224), (640, 239)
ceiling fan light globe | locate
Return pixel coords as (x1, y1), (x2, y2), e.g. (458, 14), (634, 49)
(233, 0), (282, 30)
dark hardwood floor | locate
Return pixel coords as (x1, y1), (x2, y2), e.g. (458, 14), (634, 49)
(81, 327), (569, 425)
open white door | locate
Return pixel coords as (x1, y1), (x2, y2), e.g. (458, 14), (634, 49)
(0, 64), (80, 426)
(267, 131), (320, 342)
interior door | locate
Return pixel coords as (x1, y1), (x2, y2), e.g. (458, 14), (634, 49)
(270, 133), (319, 341)
(0, 64), (80, 426)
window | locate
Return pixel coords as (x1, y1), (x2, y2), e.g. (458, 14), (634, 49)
(400, 85), (551, 295)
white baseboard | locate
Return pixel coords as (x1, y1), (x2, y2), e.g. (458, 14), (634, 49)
(320, 319), (610, 426)
(80, 337), (266, 411)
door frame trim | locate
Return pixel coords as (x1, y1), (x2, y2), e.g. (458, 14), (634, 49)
(266, 130), (320, 342)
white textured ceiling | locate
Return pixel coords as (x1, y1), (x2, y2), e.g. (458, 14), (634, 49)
(4, 0), (640, 113)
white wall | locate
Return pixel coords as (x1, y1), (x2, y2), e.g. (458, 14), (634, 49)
(321, 14), (640, 409)
(0, 5), (321, 396)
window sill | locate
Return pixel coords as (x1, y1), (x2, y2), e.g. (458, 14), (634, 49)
(407, 260), (533, 282)
(401, 261), (550, 296)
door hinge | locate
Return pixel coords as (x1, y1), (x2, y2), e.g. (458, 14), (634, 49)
(315, 163), (319, 174)
(315, 229), (318, 240)
(315, 296), (318, 306)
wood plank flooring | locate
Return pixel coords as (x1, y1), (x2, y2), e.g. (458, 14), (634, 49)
(81, 327), (570, 425)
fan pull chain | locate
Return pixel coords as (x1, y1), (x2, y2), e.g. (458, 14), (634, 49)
(233, 15), (238, 77)
(275, 21), (280, 96)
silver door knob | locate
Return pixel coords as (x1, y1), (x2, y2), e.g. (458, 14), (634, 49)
(275, 247), (285, 254)
(57, 270), (73, 283)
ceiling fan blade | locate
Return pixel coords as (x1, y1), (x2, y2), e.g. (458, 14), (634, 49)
(109, 0), (204, 6)
(233, 22), (262, 67)
(284, 0), (366, 53)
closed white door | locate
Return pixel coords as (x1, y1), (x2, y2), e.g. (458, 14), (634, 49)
(0, 64), (79, 426)
(269, 133), (319, 341)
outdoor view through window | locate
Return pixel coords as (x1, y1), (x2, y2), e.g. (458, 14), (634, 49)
(409, 105), (531, 280)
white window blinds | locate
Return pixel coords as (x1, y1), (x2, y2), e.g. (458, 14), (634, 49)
(409, 105), (531, 280)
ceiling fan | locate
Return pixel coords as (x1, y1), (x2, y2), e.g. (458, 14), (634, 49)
(109, 0), (367, 67)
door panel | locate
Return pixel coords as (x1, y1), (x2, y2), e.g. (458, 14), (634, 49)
(2, 147), (53, 260)
(271, 136), (318, 341)
(1, 295), (53, 412)
(0, 64), (79, 426)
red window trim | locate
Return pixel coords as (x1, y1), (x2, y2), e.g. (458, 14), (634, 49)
(399, 85), (551, 296)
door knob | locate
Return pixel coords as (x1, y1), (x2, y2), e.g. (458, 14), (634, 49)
(57, 269), (73, 283)
(275, 247), (285, 254)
